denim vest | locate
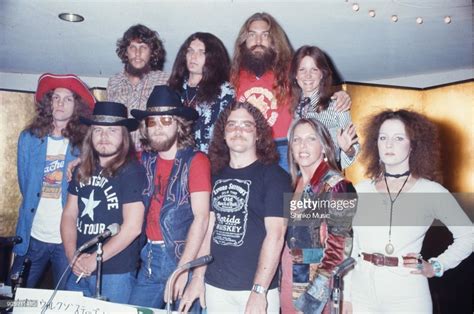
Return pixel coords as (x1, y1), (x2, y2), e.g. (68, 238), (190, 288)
(141, 147), (196, 263)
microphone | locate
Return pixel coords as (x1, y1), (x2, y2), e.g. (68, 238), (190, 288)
(0, 236), (22, 247)
(76, 223), (120, 253)
(332, 257), (356, 276)
(178, 255), (213, 270)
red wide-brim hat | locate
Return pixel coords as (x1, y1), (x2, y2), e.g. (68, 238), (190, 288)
(35, 73), (96, 109)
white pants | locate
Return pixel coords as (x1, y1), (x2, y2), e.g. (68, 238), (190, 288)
(205, 283), (280, 313)
(351, 260), (432, 313)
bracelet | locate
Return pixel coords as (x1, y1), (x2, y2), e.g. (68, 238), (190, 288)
(428, 258), (444, 277)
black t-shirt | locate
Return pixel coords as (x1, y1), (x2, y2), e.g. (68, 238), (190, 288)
(205, 160), (292, 290)
(68, 160), (146, 274)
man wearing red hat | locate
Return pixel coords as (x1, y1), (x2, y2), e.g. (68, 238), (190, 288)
(11, 73), (94, 289)
(107, 24), (169, 151)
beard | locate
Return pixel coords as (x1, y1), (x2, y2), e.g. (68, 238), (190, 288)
(149, 131), (178, 152)
(240, 44), (276, 77)
(125, 62), (151, 79)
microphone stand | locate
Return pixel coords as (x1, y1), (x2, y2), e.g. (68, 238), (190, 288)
(330, 273), (342, 314)
(165, 265), (185, 314)
(41, 253), (79, 314)
(94, 242), (107, 301)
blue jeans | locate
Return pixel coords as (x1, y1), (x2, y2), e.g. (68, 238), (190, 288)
(65, 271), (135, 304)
(275, 138), (289, 173)
(10, 237), (68, 289)
(129, 242), (201, 313)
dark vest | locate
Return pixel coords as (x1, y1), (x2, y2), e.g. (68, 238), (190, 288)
(142, 147), (196, 263)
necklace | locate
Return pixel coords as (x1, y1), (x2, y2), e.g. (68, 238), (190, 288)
(384, 170), (410, 178)
(383, 173), (410, 255)
(184, 84), (198, 107)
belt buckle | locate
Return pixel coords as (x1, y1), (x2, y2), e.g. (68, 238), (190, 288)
(372, 253), (385, 266)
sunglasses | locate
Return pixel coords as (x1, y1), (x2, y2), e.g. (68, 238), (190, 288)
(145, 116), (175, 128)
(225, 121), (256, 133)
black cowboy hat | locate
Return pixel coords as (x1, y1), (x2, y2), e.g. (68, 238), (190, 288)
(131, 85), (198, 121)
(80, 101), (139, 131)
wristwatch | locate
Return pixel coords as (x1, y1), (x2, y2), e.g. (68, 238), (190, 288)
(251, 283), (267, 294)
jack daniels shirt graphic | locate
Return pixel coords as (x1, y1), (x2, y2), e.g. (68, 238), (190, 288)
(68, 160), (146, 274)
(206, 160), (291, 291)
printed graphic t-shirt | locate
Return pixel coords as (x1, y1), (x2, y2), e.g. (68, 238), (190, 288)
(31, 136), (69, 243)
(205, 160), (292, 291)
(68, 160), (146, 274)
(236, 70), (292, 139)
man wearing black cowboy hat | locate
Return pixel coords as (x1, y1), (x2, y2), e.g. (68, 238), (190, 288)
(128, 85), (211, 313)
(61, 101), (146, 303)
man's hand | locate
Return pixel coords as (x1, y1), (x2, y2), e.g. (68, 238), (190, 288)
(164, 270), (189, 304)
(72, 253), (96, 277)
(331, 91), (352, 112)
(244, 292), (267, 314)
(178, 276), (206, 314)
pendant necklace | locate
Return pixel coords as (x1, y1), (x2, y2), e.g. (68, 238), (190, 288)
(184, 84), (198, 108)
(383, 172), (410, 255)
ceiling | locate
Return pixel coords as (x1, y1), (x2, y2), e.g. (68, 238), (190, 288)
(0, 0), (472, 90)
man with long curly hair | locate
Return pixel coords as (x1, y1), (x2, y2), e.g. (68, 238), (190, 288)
(107, 24), (169, 150)
(179, 102), (292, 313)
(231, 12), (351, 170)
(11, 73), (94, 290)
(128, 86), (210, 313)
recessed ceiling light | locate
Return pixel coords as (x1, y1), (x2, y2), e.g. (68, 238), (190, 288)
(352, 3), (360, 11)
(444, 16), (452, 24)
(368, 10), (376, 17)
(58, 13), (84, 23)
(391, 15), (399, 22)
(416, 17), (423, 24)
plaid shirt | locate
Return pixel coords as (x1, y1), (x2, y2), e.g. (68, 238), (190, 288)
(107, 70), (170, 150)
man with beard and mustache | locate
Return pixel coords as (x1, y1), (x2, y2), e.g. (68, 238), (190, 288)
(107, 24), (169, 151)
(61, 101), (146, 303)
(128, 85), (211, 313)
(231, 12), (351, 171)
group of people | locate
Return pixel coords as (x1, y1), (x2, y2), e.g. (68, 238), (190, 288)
(10, 11), (472, 314)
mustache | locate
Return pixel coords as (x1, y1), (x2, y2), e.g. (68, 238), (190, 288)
(250, 45), (267, 52)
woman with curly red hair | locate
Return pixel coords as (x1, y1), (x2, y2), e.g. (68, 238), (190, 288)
(343, 109), (472, 313)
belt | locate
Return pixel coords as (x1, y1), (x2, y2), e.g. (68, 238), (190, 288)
(148, 239), (165, 245)
(360, 252), (398, 267)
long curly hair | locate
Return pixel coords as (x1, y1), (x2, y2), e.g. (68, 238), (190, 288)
(208, 101), (279, 174)
(138, 116), (195, 153)
(287, 118), (339, 187)
(361, 109), (441, 182)
(77, 126), (134, 183)
(289, 46), (333, 114)
(26, 91), (91, 148)
(230, 12), (293, 107)
(116, 24), (166, 71)
(168, 32), (230, 105)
